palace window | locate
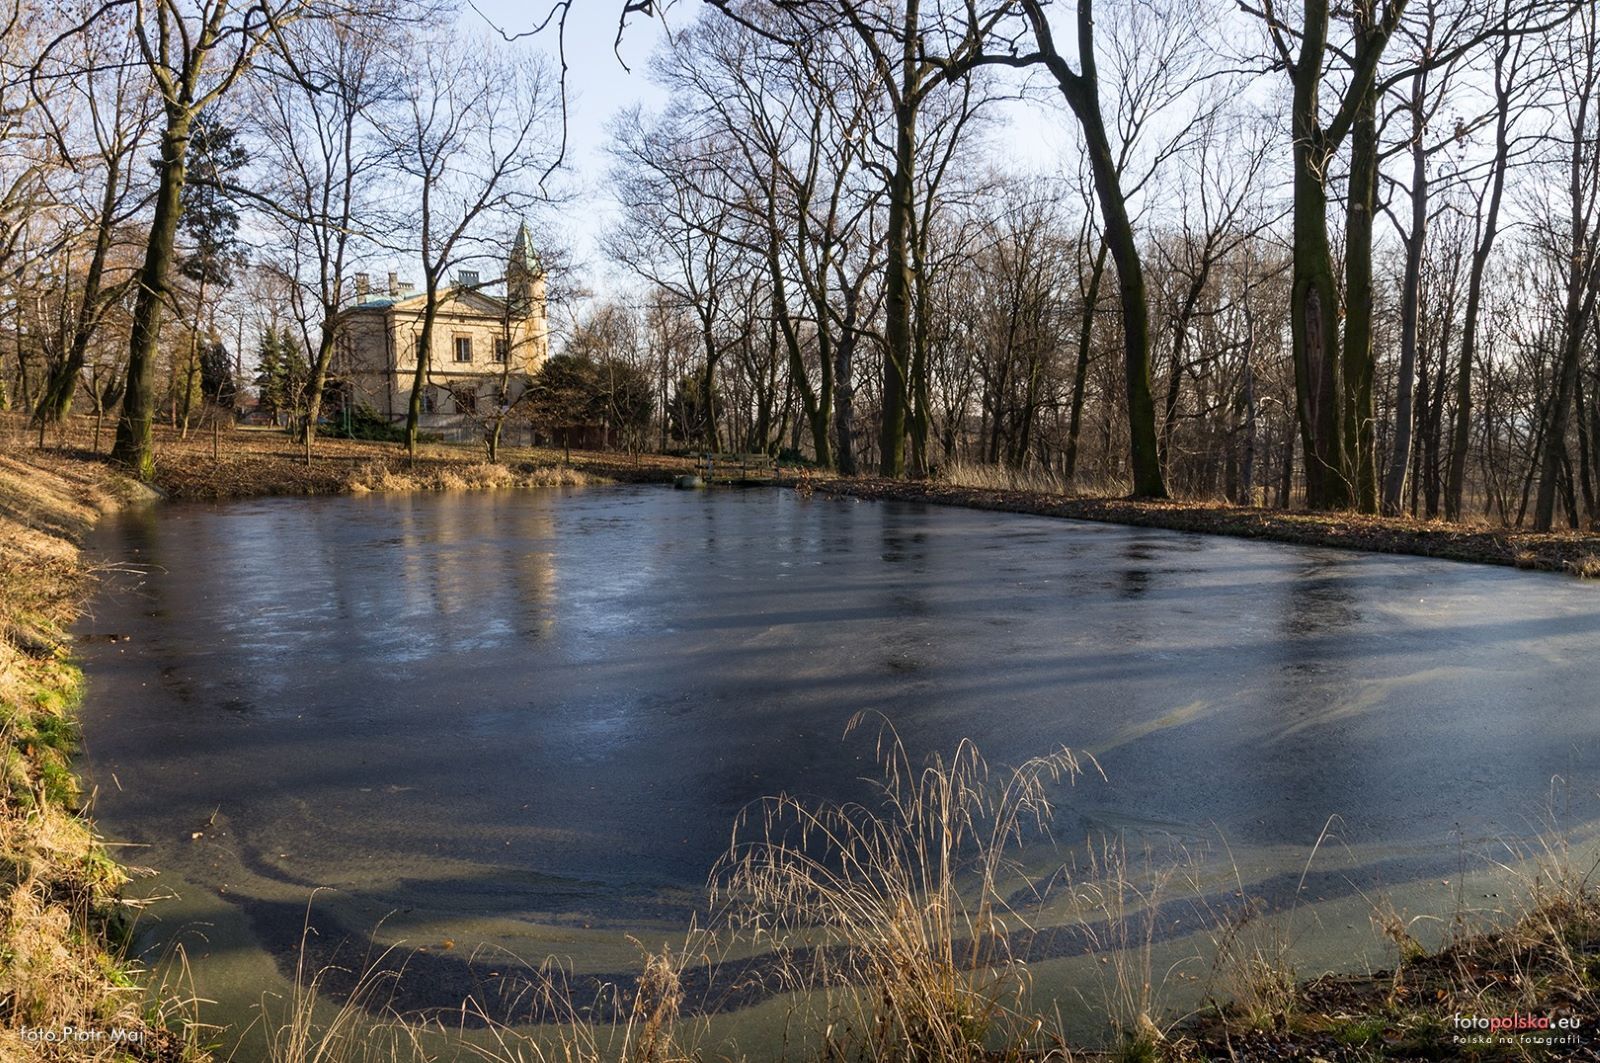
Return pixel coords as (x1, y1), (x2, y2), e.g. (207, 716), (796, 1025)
(492, 337), (508, 363)
(453, 336), (473, 363)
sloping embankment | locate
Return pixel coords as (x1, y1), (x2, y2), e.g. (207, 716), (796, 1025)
(0, 452), (182, 1060)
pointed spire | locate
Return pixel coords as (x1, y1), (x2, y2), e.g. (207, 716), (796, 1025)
(510, 221), (540, 277)
(507, 221), (540, 316)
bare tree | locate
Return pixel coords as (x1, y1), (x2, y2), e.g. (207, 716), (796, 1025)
(62, 0), (318, 479)
(1531, 3), (1600, 531)
(1444, 1), (1538, 519)
(380, 32), (558, 459)
(28, 4), (154, 431)
(250, 6), (398, 460)
(608, 105), (751, 452)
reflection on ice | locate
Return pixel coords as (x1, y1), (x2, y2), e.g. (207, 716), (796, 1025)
(75, 485), (1600, 1036)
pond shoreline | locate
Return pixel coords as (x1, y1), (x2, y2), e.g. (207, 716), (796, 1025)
(8, 436), (1600, 1061)
(0, 452), (186, 1060)
(18, 415), (1600, 579)
(814, 476), (1600, 579)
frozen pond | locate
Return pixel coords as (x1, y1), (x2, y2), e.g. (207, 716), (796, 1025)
(76, 486), (1600, 1051)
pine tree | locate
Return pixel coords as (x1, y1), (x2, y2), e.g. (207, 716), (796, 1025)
(254, 327), (284, 421)
(176, 118), (248, 435)
(200, 340), (235, 409)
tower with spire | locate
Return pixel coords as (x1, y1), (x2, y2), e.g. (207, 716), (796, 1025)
(333, 220), (550, 424)
(507, 221), (543, 317)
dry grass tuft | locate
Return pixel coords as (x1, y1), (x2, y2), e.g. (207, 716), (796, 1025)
(936, 461), (1133, 501)
(714, 712), (1098, 1062)
(345, 461), (593, 494)
(250, 927), (710, 1063)
(939, 461), (1068, 496)
(1563, 553), (1600, 579)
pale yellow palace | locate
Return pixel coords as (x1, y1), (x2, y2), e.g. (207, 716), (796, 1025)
(337, 224), (548, 431)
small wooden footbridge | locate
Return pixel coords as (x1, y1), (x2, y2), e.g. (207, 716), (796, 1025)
(684, 452), (793, 487)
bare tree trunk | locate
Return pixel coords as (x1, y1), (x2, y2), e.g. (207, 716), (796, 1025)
(879, 88), (916, 477)
(1343, 87), (1379, 512)
(36, 153), (123, 427)
(1383, 95), (1428, 516)
(1278, 415), (1295, 508)
(1240, 358), (1257, 505)
(179, 274), (208, 440)
(113, 116), (192, 480)
(1534, 13), (1600, 530)
(404, 293), (439, 462)
(1064, 241), (1108, 483)
(833, 284), (860, 476)
(1446, 43), (1514, 521)
(1021, 0), (1165, 498)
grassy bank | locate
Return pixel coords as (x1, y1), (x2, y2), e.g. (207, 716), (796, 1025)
(5, 414), (694, 502)
(1175, 878), (1600, 1060)
(0, 451), (185, 1060)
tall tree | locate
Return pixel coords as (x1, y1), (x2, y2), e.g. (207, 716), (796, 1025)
(1001, 0), (1207, 499)
(251, 7), (397, 458)
(1532, 3), (1600, 531)
(382, 33), (557, 459)
(30, 5), (154, 428)
(1250, 0), (1409, 510)
(85, 0), (311, 479)
(173, 114), (246, 436)
(609, 106), (748, 452)
(1444, 9), (1530, 520)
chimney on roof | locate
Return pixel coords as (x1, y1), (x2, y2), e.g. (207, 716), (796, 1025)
(457, 269), (481, 289)
(354, 273), (370, 303)
(387, 272), (400, 296)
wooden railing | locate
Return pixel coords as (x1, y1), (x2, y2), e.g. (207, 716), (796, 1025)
(697, 452), (779, 482)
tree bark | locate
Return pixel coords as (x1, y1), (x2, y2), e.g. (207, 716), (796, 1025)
(1064, 240), (1108, 482)
(1383, 89), (1428, 516)
(1343, 87), (1379, 512)
(833, 281), (860, 475)
(112, 115), (192, 480)
(879, 77), (917, 476)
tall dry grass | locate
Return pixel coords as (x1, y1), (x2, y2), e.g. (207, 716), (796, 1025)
(712, 713), (1098, 1062)
(1434, 816), (1600, 1022)
(937, 461), (1068, 496)
(344, 461), (593, 494)
(248, 905), (713, 1063)
(0, 453), (176, 1060)
(1042, 835), (1202, 1061)
(937, 461), (1132, 500)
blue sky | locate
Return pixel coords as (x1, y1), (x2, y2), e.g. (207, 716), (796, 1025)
(457, 0), (1076, 299)
(459, 0), (672, 291)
